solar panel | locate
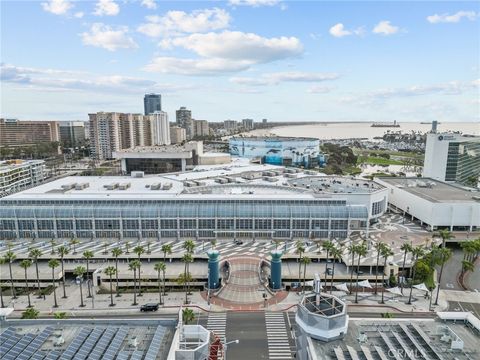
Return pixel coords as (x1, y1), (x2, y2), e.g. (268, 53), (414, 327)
(115, 351), (130, 360)
(2, 333), (36, 360)
(0, 333), (22, 354)
(131, 350), (144, 360)
(16, 326), (54, 360)
(144, 326), (168, 360)
(102, 327), (128, 360)
(58, 328), (91, 360)
(30, 351), (48, 360)
(45, 350), (62, 360)
(87, 327), (117, 360)
(0, 327), (15, 346)
(72, 327), (105, 360)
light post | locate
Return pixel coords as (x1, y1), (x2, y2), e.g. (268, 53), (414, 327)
(223, 339), (239, 360)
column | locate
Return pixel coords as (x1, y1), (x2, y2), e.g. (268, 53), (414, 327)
(270, 250), (283, 290)
(207, 249), (220, 289)
(181, 159), (186, 172)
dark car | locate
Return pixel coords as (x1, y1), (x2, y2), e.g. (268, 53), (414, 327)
(233, 239), (244, 245)
(326, 268), (334, 276)
(140, 303), (159, 312)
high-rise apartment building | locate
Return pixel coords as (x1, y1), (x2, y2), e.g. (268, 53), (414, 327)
(224, 120), (238, 132)
(176, 107), (194, 139)
(144, 93), (162, 115)
(0, 159), (46, 196)
(0, 118), (60, 147)
(170, 126), (186, 144)
(152, 111), (171, 145)
(193, 119), (209, 138)
(59, 121), (86, 147)
(242, 118), (254, 130)
(423, 132), (480, 187)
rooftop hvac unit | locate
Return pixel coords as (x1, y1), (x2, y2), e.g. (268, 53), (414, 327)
(75, 182), (90, 190)
(151, 183), (162, 190)
(162, 183), (173, 190)
(104, 183), (119, 190)
(184, 181), (196, 187)
(284, 173), (297, 178)
(131, 171), (144, 178)
(194, 180), (206, 186)
(61, 183), (77, 190)
(262, 171), (275, 177)
(263, 177), (278, 182)
(118, 182), (131, 190)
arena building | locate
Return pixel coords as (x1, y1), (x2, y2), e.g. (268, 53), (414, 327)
(0, 161), (388, 240)
(229, 136), (326, 168)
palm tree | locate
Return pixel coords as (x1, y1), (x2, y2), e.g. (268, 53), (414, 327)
(295, 241), (305, 284)
(182, 307), (195, 324)
(322, 240), (335, 286)
(181, 253), (193, 303)
(161, 244), (173, 263)
(0, 257), (5, 307)
(21, 307), (39, 319)
(133, 245), (145, 296)
(111, 247), (123, 297)
(301, 256), (311, 294)
(82, 250), (94, 298)
(128, 260), (141, 306)
(177, 272), (193, 304)
(434, 229), (455, 248)
(48, 259), (60, 308)
(354, 243), (367, 303)
(399, 242), (413, 294)
(57, 245), (69, 298)
(19, 259), (33, 308)
(330, 246), (342, 294)
(103, 241), (109, 255)
(104, 266), (117, 307)
(407, 246), (425, 305)
(50, 238), (57, 255)
(73, 266), (86, 307)
(154, 262), (166, 305)
(183, 239), (195, 254)
(434, 247), (452, 305)
(461, 260), (475, 274)
(69, 238), (80, 254)
(348, 244), (357, 291)
(380, 245), (394, 304)
(125, 241), (131, 254)
(146, 241), (152, 254)
(4, 250), (17, 299)
(373, 242), (384, 295)
(29, 248), (42, 298)
(210, 239), (217, 250)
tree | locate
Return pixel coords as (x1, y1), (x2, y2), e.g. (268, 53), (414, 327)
(48, 259), (60, 308)
(21, 307), (39, 319)
(301, 256), (311, 294)
(183, 239), (195, 254)
(57, 245), (69, 298)
(354, 243), (367, 303)
(434, 247), (452, 305)
(177, 272), (193, 304)
(73, 266), (86, 307)
(373, 242), (385, 295)
(128, 260), (141, 306)
(347, 244), (357, 291)
(330, 246), (342, 294)
(399, 242), (413, 294)
(433, 229), (455, 248)
(111, 247), (123, 297)
(133, 246), (145, 296)
(50, 238), (57, 255)
(295, 241), (305, 285)
(408, 246), (425, 304)
(125, 241), (131, 254)
(54, 312), (67, 319)
(104, 266), (117, 307)
(322, 240), (335, 286)
(154, 262), (166, 305)
(182, 307), (195, 324)
(0, 257), (5, 308)
(461, 260), (475, 274)
(161, 244), (173, 263)
(380, 244), (393, 304)
(69, 238), (80, 254)
(4, 250), (17, 299)
(181, 253), (193, 304)
(29, 248), (42, 298)
(19, 259), (33, 308)
(210, 239), (217, 250)
(82, 250), (94, 298)
(103, 241), (109, 255)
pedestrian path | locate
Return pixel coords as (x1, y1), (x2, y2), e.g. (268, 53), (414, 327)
(265, 312), (293, 360)
(206, 312), (227, 342)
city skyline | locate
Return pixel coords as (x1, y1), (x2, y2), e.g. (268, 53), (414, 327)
(1, 0), (479, 122)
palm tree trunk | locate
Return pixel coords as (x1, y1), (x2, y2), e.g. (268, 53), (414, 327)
(381, 258), (387, 304)
(298, 252), (302, 283)
(115, 258), (120, 297)
(79, 281), (84, 307)
(35, 261), (41, 298)
(137, 259), (142, 296)
(354, 254), (361, 303)
(0, 284), (5, 308)
(374, 252), (380, 295)
(24, 269), (31, 308)
(86, 261), (92, 298)
(303, 262), (307, 294)
(132, 269), (137, 306)
(400, 251), (407, 294)
(330, 259), (336, 294)
(407, 259), (417, 305)
(158, 272), (162, 305)
(52, 269), (58, 308)
(109, 274), (114, 306)
(324, 250), (329, 287)
(349, 252), (355, 291)
(163, 270), (167, 296)
(8, 262), (16, 299)
(61, 259), (67, 298)
(434, 260), (445, 305)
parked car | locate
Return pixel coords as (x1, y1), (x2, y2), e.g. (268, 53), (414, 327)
(291, 282), (301, 290)
(140, 303), (159, 312)
(326, 268), (334, 276)
(233, 239), (244, 245)
(355, 270), (364, 275)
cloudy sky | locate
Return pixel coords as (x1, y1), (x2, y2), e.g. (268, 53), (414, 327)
(1, 0), (479, 122)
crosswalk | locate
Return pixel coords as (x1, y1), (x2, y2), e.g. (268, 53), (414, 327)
(206, 313), (227, 343)
(265, 312), (293, 360)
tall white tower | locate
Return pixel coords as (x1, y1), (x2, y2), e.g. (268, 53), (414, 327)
(152, 111), (171, 145)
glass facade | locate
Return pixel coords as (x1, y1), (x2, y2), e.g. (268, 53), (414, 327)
(445, 141), (480, 186)
(0, 199), (368, 240)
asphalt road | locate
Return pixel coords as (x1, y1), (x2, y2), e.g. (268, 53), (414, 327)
(447, 301), (480, 318)
(438, 245), (463, 290)
(226, 312), (270, 359)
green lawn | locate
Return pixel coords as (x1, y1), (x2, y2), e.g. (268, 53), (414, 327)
(357, 156), (404, 166)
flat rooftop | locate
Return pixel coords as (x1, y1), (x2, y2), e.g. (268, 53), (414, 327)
(230, 136), (318, 141)
(377, 177), (480, 203)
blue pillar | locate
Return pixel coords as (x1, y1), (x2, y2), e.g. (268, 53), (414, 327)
(270, 250), (283, 290)
(207, 249), (220, 290)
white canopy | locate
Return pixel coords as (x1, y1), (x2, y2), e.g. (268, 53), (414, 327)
(358, 280), (372, 288)
(334, 283), (350, 292)
(413, 283), (429, 292)
(386, 287), (403, 296)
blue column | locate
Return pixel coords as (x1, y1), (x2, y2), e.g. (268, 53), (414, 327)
(270, 250), (283, 290)
(207, 249), (220, 290)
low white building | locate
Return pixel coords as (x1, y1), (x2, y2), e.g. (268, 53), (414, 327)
(375, 177), (480, 231)
(0, 159), (46, 197)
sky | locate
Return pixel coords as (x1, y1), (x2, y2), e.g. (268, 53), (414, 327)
(1, 0), (479, 123)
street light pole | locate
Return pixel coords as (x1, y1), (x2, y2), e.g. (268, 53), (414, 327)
(223, 339), (239, 360)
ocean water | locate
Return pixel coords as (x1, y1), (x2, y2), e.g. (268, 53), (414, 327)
(250, 122), (479, 140)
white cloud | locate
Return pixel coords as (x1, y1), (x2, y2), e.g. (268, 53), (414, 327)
(307, 86), (333, 94)
(74, 12), (84, 18)
(141, 0), (157, 10)
(228, 0), (280, 7)
(93, 0), (120, 16)
(329, 23), (365, 38)
(372, 20), (399, 35)
(427, 11), (478, 23)
(41, 0), (73, 15)
(370, 80), (478, 98)
(80, 23), (137, 51)
(143, 57), (253, 75)
(137, 8), (230, 37)
(162, 31), (303, 63)
(231, 72), (339, 86)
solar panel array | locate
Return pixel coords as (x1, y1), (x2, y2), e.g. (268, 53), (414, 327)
(16, 326), (54, 360)
(0, 327), (15, 345)
(131, 350), (145, 360)
(102, 326), (128, 360)
(2, 333), (36, 359)
(0, 332), (23, 357)
(88, 327), (117, 360)
(116, 351), (130, 360)
(144, 326), (168, 360)
(59, 328), (91, 360)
